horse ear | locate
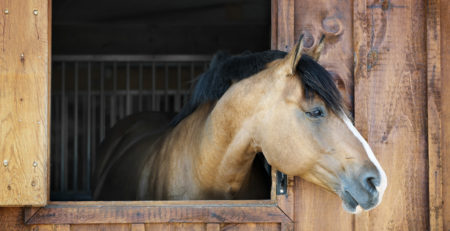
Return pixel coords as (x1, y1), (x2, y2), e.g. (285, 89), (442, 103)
(310, 35), (325, 61)
(284, 34), (305, 76)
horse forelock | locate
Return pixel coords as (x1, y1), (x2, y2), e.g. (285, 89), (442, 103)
(296, 55), (344, 115)
(169, 51), (344, 126)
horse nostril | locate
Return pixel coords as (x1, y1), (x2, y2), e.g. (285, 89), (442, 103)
(367, 177), (376, 190)
(361, 171), (380, 195)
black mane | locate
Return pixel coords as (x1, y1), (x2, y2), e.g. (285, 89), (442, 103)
(169, 50), (343, 126)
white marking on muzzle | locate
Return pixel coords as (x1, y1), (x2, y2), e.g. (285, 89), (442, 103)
(342, 114), (387, 208)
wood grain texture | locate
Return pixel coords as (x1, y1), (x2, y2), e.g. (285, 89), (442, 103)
(71, 224), (131, 231)
(0, 0), (50, 206)
(29, 225), (53, 231)
(0, 207), (30, 231)
(145, 223), (205, 231)
(26, 205), (291, 224)
(353, 0), (429, 230)
(131, 224), (145, 231)
(54, 225), (70, 231)
(282, 0), (354, 229)
(440, 0), (450, 230)
(426, 0), (443, 230)
(275, 0), (294, 51)
(205, 223), (220, 231)
(221, 223), (280, 231)
(294, 0), (355, 110)
(294, 179), (353, 231)
(70, 225), (100, 231)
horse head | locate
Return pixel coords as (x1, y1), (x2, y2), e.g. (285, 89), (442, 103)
(242, 35), (387, 213)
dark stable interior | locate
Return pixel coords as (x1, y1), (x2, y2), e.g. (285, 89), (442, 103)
(51, 0), (272, 201)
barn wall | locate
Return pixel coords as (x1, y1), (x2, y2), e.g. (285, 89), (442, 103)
(274, 0), (450, 230)
(437, 0), (450, 229)
(354, 0), (429, 230)
(0, 0), (50, 206)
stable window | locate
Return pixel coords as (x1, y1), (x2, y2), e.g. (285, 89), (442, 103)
(49, 0), (275, 202)
(0, 0), (295, 228)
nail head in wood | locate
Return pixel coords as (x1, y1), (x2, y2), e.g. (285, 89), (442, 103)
(3, 160), (8, 167)
(33, 10), (38, 15)
(4, 9), (9, 14)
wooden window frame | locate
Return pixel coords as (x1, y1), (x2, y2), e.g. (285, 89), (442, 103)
(24, 172), (294, 226)
(18, 0), (295, 227)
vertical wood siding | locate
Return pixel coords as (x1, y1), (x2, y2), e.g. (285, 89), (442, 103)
(0, 0), (50, 205)
(354, 0), (429, 230)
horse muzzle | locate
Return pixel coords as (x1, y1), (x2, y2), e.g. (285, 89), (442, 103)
(338, 167), (382, 213)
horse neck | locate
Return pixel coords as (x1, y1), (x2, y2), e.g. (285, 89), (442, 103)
(190, 84), (263, 198)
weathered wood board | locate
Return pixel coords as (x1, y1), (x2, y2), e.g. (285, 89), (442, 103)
(0, 0), (50, 205)
(436, 0), (450, 230)
(354, 0), (429, 230)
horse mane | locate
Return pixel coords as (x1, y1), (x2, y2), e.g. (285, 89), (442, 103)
(169, 50), (343, 126)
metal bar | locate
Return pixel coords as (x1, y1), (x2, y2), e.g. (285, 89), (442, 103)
(126, 63), (131, 115)
(53, 95), (60, 191)
(151, 62), (156, 111)
(100, 62), (105, 141)
(86, 62), (92, 192)
(138, 63), (143, 112)
(119, 94), (124, 119)
(190, 61), (195, 81)
(164, 64), (169, 112)
(51, 89), (190, 96)
(91, 87), (97, 179)
(110, 62), (117, 127)
(53, 55), (212, 62)
(60, 62), (67, 193)
(73, 62), (79, 191)
(176, 64), (181, 111)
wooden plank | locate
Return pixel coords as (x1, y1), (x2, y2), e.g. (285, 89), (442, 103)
(440, 0), (450, 230)
(275, 0), (294, 51)
(0, 0), (50, 206)
(270, 0), (278, 50)
(293, 0), (355, 110)
(71, 225), (100, 231)
(288, 0), (354, 229)
(29, 225), (54, 231)
(280, 223), (293, 231)
(353, 0), (429, 230)
(294, 179), (353, 231)
(426, 0), (444, 230)
(54, 225), (70, 231)
(47, 200), (274, 207)
(71, 224), (131, 231)
(0, 207), (30, 231)
(26, 205), (291, 224)
(222, 223), (280, 231)
(276, 175), (294, 220)
(24, 207), (41, 222)
(145, 223), (206, 231)
(130, 224), (145, 231)
(97, 224), (131, 231)
(206, 223), (220, 231)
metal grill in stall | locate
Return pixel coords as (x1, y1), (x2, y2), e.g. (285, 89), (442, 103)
(50, 55), (211, 200)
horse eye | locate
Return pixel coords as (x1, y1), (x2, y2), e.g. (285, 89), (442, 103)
(305, 108), (324, 118)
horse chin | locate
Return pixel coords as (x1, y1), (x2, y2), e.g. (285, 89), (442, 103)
(339, 190), (377, 214)
(342, 202), (363, 214)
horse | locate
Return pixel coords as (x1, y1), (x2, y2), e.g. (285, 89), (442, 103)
(92, 35), (387, 213)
